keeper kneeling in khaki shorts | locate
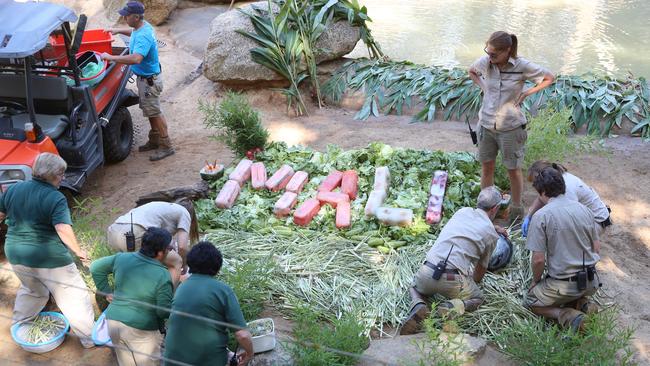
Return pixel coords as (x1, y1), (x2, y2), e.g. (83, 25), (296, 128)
(400, 186), (506, 335)
(469, 31), (555, 222)
(525, 168), (602, 332)
(107, 200), (198, 287)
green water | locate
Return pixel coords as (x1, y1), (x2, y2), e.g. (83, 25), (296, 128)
(348, 0), (650, 78)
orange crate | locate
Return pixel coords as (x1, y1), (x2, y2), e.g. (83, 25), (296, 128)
(48, 29), (113, 65)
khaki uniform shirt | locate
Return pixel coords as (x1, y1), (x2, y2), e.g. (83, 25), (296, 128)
(426, 207), (498, 276)
(470, 55), (549, 131)
(115, 202), (191, 236)
(526, 195), (600, 279)
(563, 172), (609, 222)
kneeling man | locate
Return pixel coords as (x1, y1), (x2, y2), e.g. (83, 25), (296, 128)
(525, 167), (601, 331)
(400, 186), (504, 335)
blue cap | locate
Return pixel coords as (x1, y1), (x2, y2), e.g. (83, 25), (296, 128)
(118, 1), (145, 16)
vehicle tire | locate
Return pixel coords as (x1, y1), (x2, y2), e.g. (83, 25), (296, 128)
(102, 106), (134, 163)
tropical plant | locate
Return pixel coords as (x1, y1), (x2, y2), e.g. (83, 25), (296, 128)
(238, 0), (383, 115)
(200, 92), (269, 157)
(322, 59), (650, 138)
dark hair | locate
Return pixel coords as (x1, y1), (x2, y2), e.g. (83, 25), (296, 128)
(527, 160), (567, 182)
(175, 198), (200, 245)
(532, 167), (566, 198)
(140, 227), (172, 258)
(487, 31), (518, 59)
(187, 241), (223, 276)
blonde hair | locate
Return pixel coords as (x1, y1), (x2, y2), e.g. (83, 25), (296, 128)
(33, 153), (66, 183)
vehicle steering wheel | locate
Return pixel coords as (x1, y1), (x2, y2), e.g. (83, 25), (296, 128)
(0, 100), (27, 113)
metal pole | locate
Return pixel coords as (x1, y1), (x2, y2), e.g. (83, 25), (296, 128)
(23, 56), (37, 125)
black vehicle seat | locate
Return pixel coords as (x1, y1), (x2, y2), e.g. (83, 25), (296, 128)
(10, 113), (68, 140)
(0, 73), (72, 115)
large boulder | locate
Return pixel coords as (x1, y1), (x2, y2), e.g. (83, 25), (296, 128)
(103, 0), (178, 26)
(203, 1), (361, 86)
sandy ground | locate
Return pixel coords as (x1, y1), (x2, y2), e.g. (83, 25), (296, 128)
(1, 2), (649, 365)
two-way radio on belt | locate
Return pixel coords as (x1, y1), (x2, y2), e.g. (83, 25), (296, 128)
(125, 212), (136, 252)
(465, 116), (478, 145)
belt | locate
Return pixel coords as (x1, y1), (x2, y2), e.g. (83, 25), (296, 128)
(137, 73), (160, 79)
(423, 261), (460, 275)
(598, 215), (612, 228)
(549, 267), (596, 282)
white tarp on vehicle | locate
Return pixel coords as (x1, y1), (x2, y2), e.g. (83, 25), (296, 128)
(0, 0), (77, 58)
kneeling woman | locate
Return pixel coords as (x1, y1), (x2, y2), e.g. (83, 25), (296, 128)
(106, 199), (198, 286)
(523, 160), (611, 237)
(164, 242), (253, 366)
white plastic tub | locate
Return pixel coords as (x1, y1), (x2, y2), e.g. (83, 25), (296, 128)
(248, 318), (276, 354)
(11, 312), (69, 354)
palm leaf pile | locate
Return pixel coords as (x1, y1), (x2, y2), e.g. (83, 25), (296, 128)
(322, 58), (650, 138)
(237, 0), (383, 115)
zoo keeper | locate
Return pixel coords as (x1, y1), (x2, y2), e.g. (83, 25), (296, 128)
(0, 152), (95, 348)
(164, 242), (254, 366)
(525, 167), (602, 332)
(101, 0), (175, 161)
(522, 160), (611, 237)
(400, 186), (505, 335)
(91, 227), (174, 366)
(106, 200), (198, 287)
(469, 31), (555, 222)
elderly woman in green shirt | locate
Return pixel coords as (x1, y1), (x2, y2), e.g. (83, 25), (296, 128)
(0, 152), (95, 348)
(164, 242), (254, 366)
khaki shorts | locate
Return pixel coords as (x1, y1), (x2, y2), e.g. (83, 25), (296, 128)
(413, 264), (483, 301)
(107, 223), (182, 272)
(477, 126), (527, 169)
(136, 74), (163, 118)
(525, 277), (598, 308)
(107, 319), (163, 366)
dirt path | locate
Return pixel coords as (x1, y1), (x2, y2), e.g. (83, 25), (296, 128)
(0, 5), (648, 365)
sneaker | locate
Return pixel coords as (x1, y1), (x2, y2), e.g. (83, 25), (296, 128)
(149, 147), (175, 161)
(399, 302), (430, 335)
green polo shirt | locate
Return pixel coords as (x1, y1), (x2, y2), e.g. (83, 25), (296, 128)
(90, 252), (173, 331)
(0, 179), (73, 268)
(164, 274), (247, 366)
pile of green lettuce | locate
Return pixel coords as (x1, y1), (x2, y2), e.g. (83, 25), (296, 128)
(196, 142), (508, 249)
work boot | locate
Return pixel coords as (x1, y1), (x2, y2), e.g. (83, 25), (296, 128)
(508, 204), (524, 224)
(139, 130), (160, 152)
(558, 308), (586, 333)
(150, 137), (175, 161)
(574, 298), (599, 315)
(399, 302), (430, 335)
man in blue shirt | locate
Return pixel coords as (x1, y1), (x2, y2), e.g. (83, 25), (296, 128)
(101, 1), (175, 161)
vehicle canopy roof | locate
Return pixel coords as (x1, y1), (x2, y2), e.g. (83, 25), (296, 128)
(0, 0), (77, 58)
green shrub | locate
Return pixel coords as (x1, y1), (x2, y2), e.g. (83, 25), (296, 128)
(289, 306), (369, 366)
(524, 107), (598, 168)
(200, 92), (269, 157)
(495, 307), (636, 366)
(408, 313), (467, 366)
(219, 258), (273, 322)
